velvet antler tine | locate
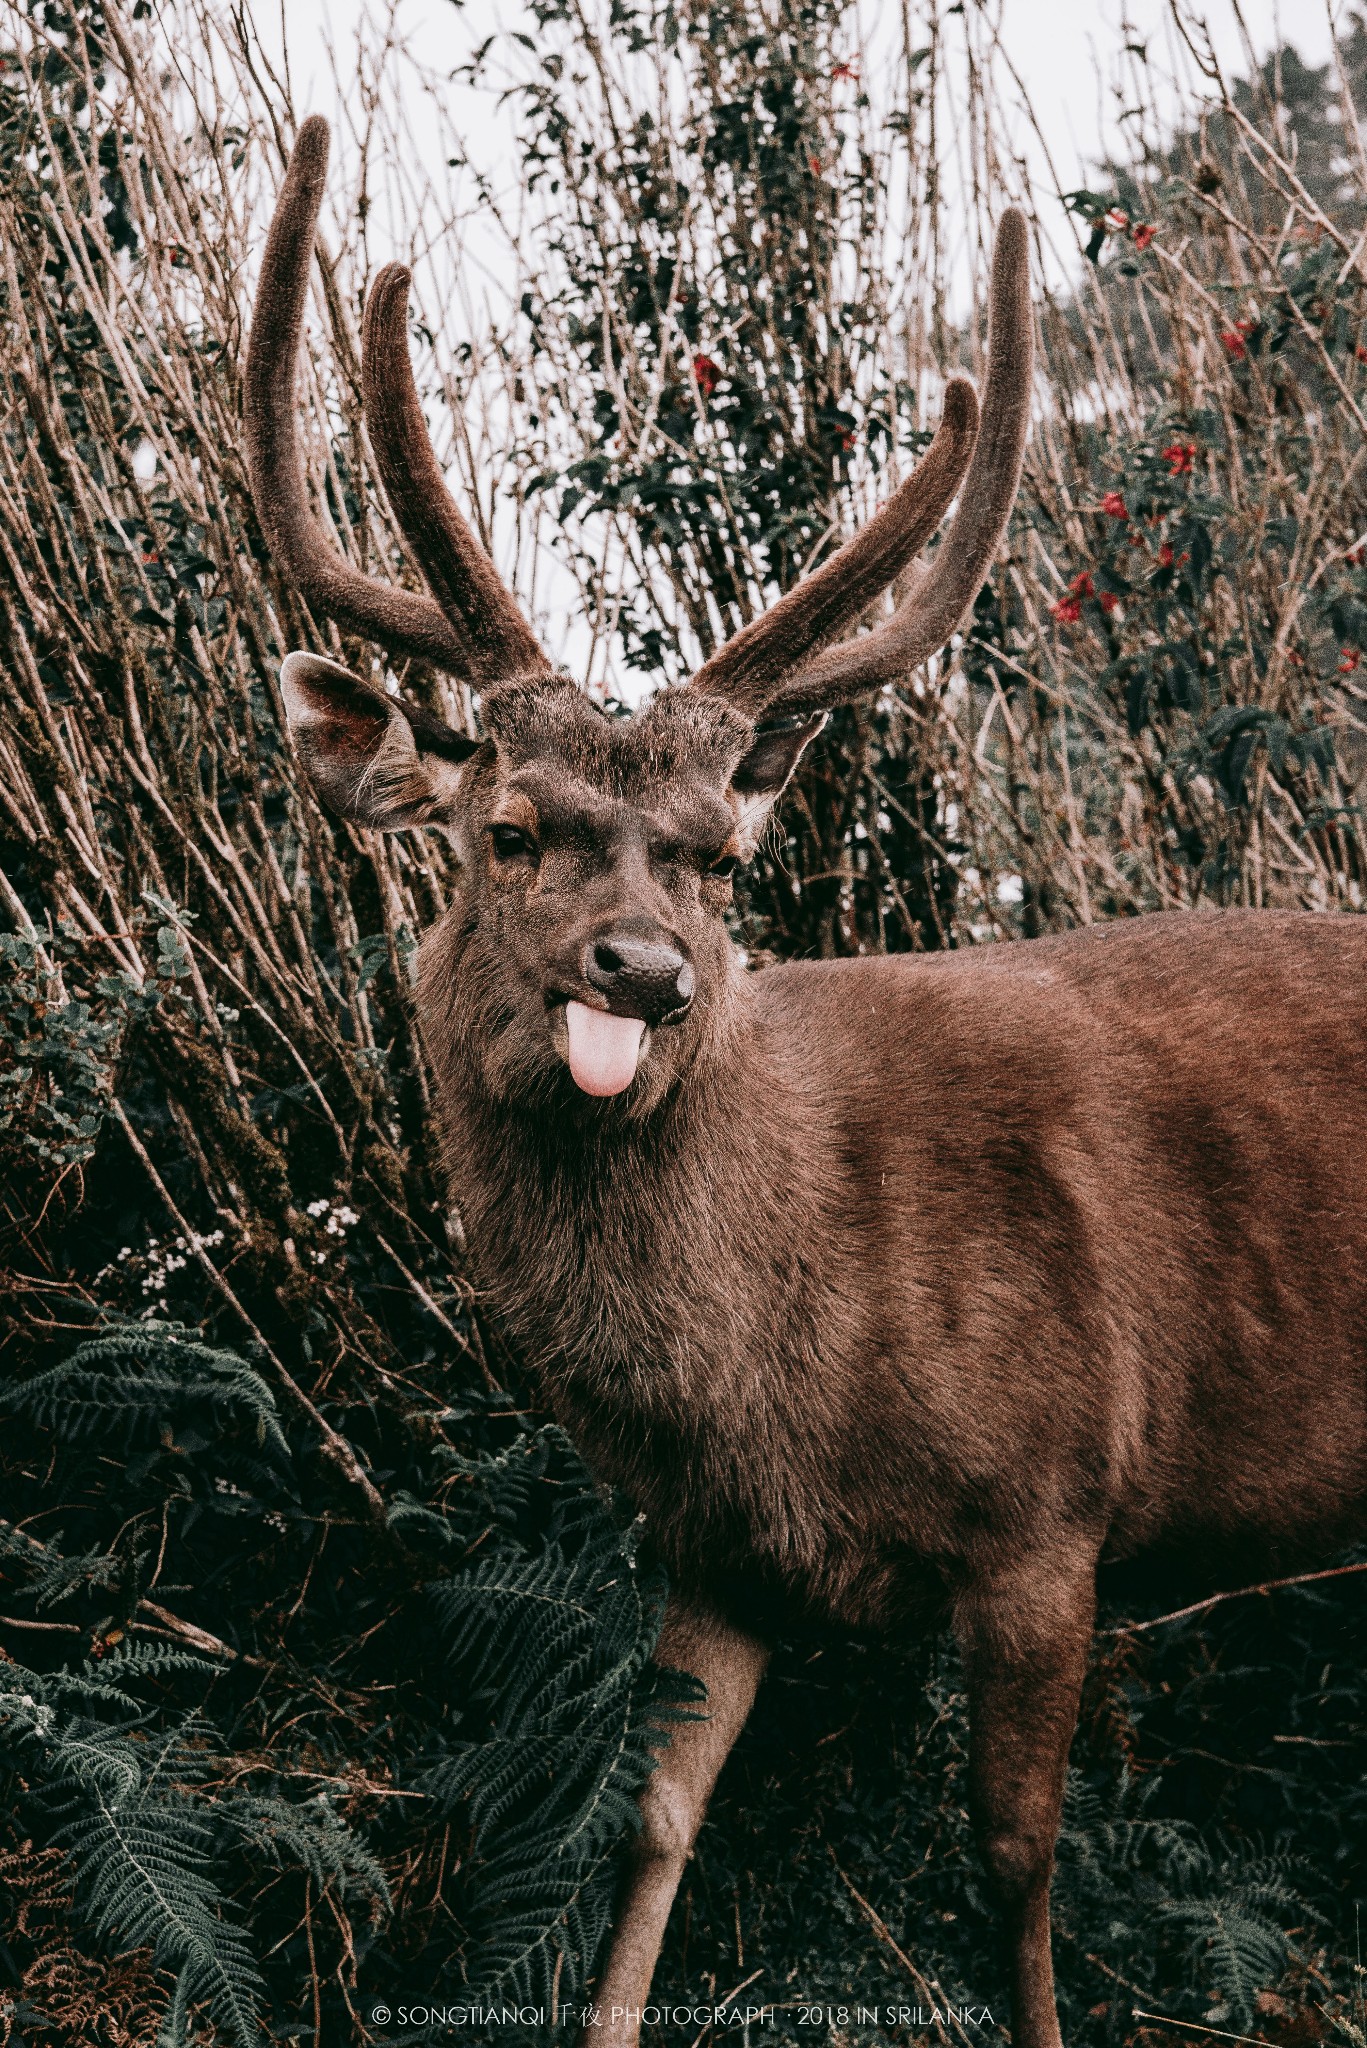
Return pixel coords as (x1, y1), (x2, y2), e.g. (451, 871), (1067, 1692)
(243, 118), (472, 672)
(362, 266), (549, 682)
(757, 209), (1033, 717)
(688, 378), (979, 718)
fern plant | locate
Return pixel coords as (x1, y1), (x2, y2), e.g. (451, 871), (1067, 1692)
(5, 1327), (291, 1461)
(1055, 1776), (1320, 2029)
(419, 1433), (703, 2007)
(0, 1326), (678, 2041)
(0, 1680), (263, 2047)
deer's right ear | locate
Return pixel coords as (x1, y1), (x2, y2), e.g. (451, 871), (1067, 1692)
(728, 710), (828, 850)
(279, 653), (480, 831)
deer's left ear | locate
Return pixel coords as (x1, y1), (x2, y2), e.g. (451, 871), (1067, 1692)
(729, 711), (828, 850)
(279, 652), (481, 831)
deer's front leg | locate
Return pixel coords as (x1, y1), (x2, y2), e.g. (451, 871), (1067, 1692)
(583, 1602), (768, 2048)
(954, 1544), (1098, 2048)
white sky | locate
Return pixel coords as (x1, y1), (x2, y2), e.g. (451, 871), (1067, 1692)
(262, 0), (1339, 216)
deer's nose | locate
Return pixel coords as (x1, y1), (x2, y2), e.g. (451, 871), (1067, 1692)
(583, 932), (695, 1026)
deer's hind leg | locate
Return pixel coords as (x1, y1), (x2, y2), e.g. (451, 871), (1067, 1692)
(955, 1543), (1100, 2048)
(583, 1604), (768, 2047)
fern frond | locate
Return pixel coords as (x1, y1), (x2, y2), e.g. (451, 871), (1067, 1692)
(55, 1775), (263, 2048)
(419, 1435), (698, 2008)
(0, 1688), (263, 2048)
(5, 1324), (290, 1460)
(216, 1793), (391, 1908)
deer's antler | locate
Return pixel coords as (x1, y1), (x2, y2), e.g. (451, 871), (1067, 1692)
(361, 265), (548, 680)
(692, 209), (1032, 720)
(688, 379), (979, 714)
(244, 117), (543, 680)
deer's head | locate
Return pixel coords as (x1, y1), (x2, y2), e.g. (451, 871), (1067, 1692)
(244, 119), (1032, 1108)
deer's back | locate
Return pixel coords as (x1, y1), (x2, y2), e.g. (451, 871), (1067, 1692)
(755, 909), (1367, 1592)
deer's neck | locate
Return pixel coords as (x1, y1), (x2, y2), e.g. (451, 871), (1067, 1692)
(425, 936), (881, 1622)
(426, 940), (969, 1631)
(433, 962), (845, 1438)
(464, 994), (827, 1370)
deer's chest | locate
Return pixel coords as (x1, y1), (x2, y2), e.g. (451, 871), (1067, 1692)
(466, 1129), (948, 1632)
(490, 1246), (918, 1630)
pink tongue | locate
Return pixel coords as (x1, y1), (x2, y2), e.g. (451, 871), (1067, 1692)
(565, 1001), (645, 1097)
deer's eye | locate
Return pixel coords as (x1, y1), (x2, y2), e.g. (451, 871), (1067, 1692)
(709, 852), (739, 881)
(490, 823), (537, 862)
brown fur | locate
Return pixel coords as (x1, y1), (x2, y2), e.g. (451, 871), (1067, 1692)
(244, 126), (1367, 2046)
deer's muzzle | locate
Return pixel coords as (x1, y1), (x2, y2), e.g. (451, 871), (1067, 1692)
(583, 931), (695, 1027)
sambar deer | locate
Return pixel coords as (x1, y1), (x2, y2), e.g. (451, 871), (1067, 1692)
(244, 118), (1367, 2048)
